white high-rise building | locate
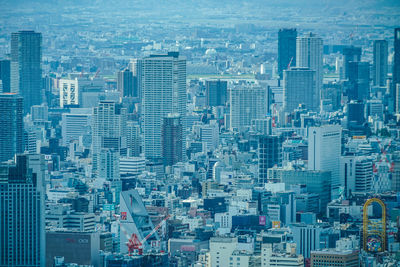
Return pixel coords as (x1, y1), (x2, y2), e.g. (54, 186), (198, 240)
(229, 85), (267, 132)
(139, 52), (186, 160)
(354, 156), (373, 193)
(283, 67), (316, 112)
(61, 108), (92, 146)
(92, 101), (127, 173)
(340, 155), (373, 196)
(308, 125), (342, 198)
(296, 33), (323, 110)
(60, 78), (79, 107)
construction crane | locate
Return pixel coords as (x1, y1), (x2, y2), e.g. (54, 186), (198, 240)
(128, 214), (171, 255)
(373, 138), (394, 173)
(114, 214), (171, 256)
(92, 69), (100, 80)
(286, 56), (294, 70)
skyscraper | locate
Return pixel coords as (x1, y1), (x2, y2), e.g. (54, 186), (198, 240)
(161, 113), (183, 166)
(126, 121), (141, 157)
(0, 93), (24, 162)
(229, 85), (267, 132)
(11, 30), (42, 113)
(117, 68), (136, 97)
(348, 61), (370, 101)
(206, 80), (227, 107)
(296, 33), (323, 109)
(258, 135), (283, 184)
(139, 52), (186, 160)
(308, 125), (342, 198)
(92, 101), (127, 173)
(373, 40), (388, 86)
(0, 154), (46, 267)
(393, 28), (400, 109)
(278, 28), (297, 78)
(59, 78), (79, 108)
(342, 46), (361, 80)
(0, 59), (10, 93)
(283, 67), (316, 112)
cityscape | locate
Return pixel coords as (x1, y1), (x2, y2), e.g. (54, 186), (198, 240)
(1, 0), (400, 266)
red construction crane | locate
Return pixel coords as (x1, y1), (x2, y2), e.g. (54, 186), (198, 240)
(117, 214), (171, 256)
(287, 57), (294, 70)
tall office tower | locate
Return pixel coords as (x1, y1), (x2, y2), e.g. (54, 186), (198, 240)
(126, 121), (141, 157)
(92, 101), (127, 173)
(0, 154), (46, 267)
(394, 28), (400, 109)
(341, 155), (373, 195)
(347, 101), (365, 126)
(258, 135), (283, 185)
(206, 80), (227, 107)
(117, 68), (136, 97)
(283, 67), (316, 112)
(354, 157), (373, 192)
(396, 84), (400, 115)
(61, 109), (92, 146)
(348, 61), (370, 101)
(0, 93), (23, 162)
(229, 85), (267, 132)
(98, 148), (120, 181)
(278, 28), (297, 78)
(342, 46), (362, 80)
(139, 52), (186, 160)
(59, 78), (79, 108)
(308, 125), (342, 198)
(373, 40), (388, 86)
(296, 33), (323, 109)
(392, 152), (400, 192)
(0, 59), (10, 92)
(161, 114), (183, 166)
(11, 30), (42, 113)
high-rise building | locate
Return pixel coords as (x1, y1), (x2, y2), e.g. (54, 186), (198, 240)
(291, 223), (335, 259)
(393, 29), (400, 91)
(0, 154), (46, 267)
(391, 152), (400, 192)
(0, 59), (10, 93)
(347, 61), (370, 101)
(126, 121), (141, 157)
(11, 30), (42, 113)
(340, 155), (373, 195)
(61, 109), (92, 146)
(373, 40), (388, 87)
(206, 80), (227, 107)
(0, 93), (24, 162)
(308, 125), (342, 198)
(59, 78), (79, 108)
(92, 101), (127, 172)
(296, 33), (323, 109)
(161, 113), (183, 166)
(139, 52), (186, 160)
(394, 28), (400, 110)
(268, 168), (331, 213)
(117, 68), (136, 97)
(229, 85), (267, 132)
(258, 135), (283, 184)
(119, 190), (159, 254)
(283, 67), (316, 112)
(278, 28), (297, 78)
(342, 46), (362, 80)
